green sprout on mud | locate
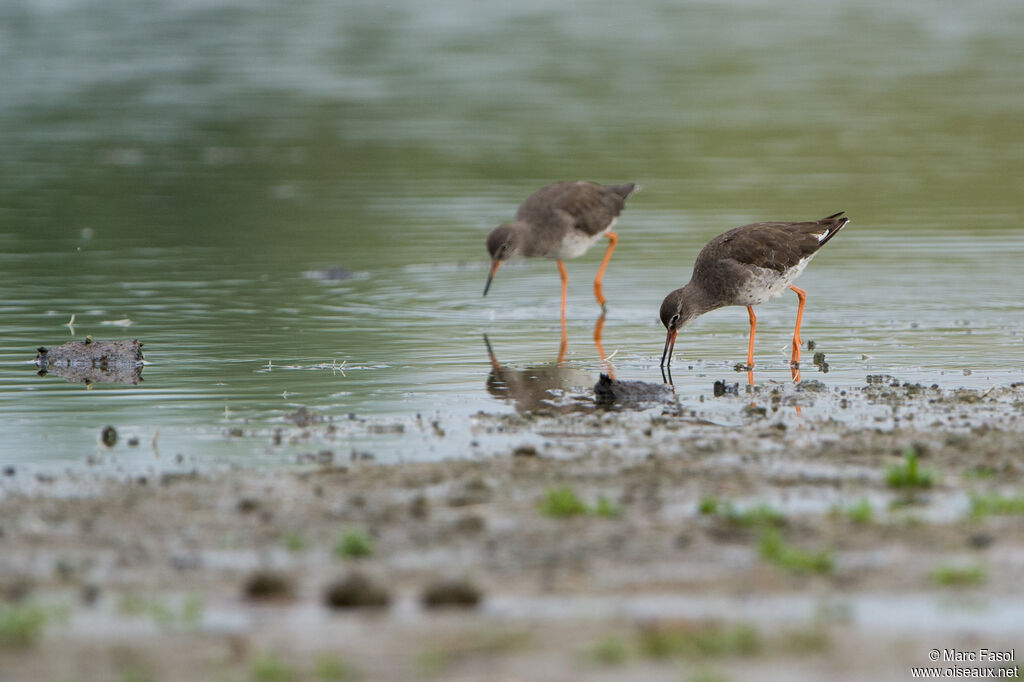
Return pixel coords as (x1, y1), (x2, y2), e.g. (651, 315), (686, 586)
(886, 449), (934, 489)
(283, 532), (310, 553)
(699, 497), (785, 528)
(250, 653), (296, 682)
(539, 486), (623, 518)
(831, 499), (873, 524)
(970, 493), (1024, 518)
(698, 496), (720, 515)
(594, 495), (623, 518)
(589, 635), (629, 665)
(116, 593), (203, 631)
(334, 529), (374, 559)
(314, 654), (359, 681)
(727, 504), (785, 527)
(638, 622), (760, 659)
(540, 486), (589, 517)
(931, 564), (987, 587)
(0, 603), (50, 647)
(759, 530), (834, 575)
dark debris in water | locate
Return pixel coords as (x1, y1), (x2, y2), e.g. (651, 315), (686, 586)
(285, 406), (325, 427)
(594, 373), (674, 409)
(713, 380), (739, 397)
(35, 338), (144, 385)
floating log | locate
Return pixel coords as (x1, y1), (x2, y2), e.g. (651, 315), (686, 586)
(35, 338), (144, 386)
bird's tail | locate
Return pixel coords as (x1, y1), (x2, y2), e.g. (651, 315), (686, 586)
(817, 211), (849, 247)
(612, 183), (641, 199)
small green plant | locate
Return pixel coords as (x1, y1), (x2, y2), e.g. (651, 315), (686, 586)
(0, 603), (49, 646)
(965, 466), (995, 480)
(886, 449), (934, 489)
(759, 530), (834, 575)
(931, 564), (987, 587)
(251, 653), (296, 682)
(116, 593), (203, 631)
(594, 496), (623, 518)
(589, 635), (629, 665)
(314, 654), (358, 681)
(638, 622), (760, 659)
(844, 499), (874, 524)
(539, 488), (626, 518)
(725, 503), (786, 528)
(699, 498), (785, 528)
(698, 496), (720, 515)
(970, 493), (1024, 517)
(334, 529), (374, 559)
(539, 486), (589, 517)
(283, 532), (309, 553)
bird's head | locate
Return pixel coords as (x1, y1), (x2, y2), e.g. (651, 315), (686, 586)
(659, 288), (698, 368)
(483, 222), (527, 296)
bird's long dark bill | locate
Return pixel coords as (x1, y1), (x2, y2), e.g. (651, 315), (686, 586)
(660, 328), (678, 368)
(483, 260), (501, 296)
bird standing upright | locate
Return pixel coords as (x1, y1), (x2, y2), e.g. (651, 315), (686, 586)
(659, 212), (849, 379)
(483, 181), (639, 316)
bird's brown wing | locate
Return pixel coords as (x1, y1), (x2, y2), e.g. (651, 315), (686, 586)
(698, 214), (848, 274)
(516, 181), (637, 237)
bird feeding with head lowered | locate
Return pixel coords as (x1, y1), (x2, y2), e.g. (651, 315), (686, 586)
(483, 181), (639, 316)
(659, 212), (849, 375)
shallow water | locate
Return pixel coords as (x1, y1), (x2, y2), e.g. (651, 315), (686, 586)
(1, 0), (1022, 471)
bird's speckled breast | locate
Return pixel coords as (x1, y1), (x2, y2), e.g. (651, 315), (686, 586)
(553, 218), (616, 260)
(731, 255), (813, 305)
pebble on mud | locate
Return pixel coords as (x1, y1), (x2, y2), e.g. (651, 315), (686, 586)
(421, 578), (482, 609)
(513, 444), (538, 457)
(101, 426), (117, 447)
(243, 571), (294, 601)
(323, 572), (391, 609)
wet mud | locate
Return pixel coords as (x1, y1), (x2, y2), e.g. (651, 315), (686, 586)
(1, 379), (1023, 681)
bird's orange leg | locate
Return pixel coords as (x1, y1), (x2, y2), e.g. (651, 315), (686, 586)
(789, 285), (806, 369)
(557, 259), (569, 364)
(558, 259), (569, 319)
(746, 305), (757, 369)
(557, 313), (569, 365)
(593, 231), (618, 309)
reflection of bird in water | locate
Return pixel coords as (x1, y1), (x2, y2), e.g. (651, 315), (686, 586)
(484, 336), (593, 414)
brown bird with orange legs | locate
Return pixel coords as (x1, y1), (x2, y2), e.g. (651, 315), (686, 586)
(483, 181), (639, 315)
(659, 212), (849, 382)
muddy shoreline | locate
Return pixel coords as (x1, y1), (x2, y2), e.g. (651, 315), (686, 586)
(2, 380), (1023, 681)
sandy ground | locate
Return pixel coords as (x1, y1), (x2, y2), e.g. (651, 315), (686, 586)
(1, 379), (1023, 681)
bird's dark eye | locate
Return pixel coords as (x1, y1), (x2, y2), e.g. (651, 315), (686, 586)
(670, 314), (680, 327)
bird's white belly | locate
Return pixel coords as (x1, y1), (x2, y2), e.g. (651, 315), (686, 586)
(734, 257), (812, 306)
(554, 218), (615, 260)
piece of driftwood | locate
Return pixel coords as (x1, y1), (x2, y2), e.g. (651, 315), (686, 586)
(35, 338), (144, 385)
